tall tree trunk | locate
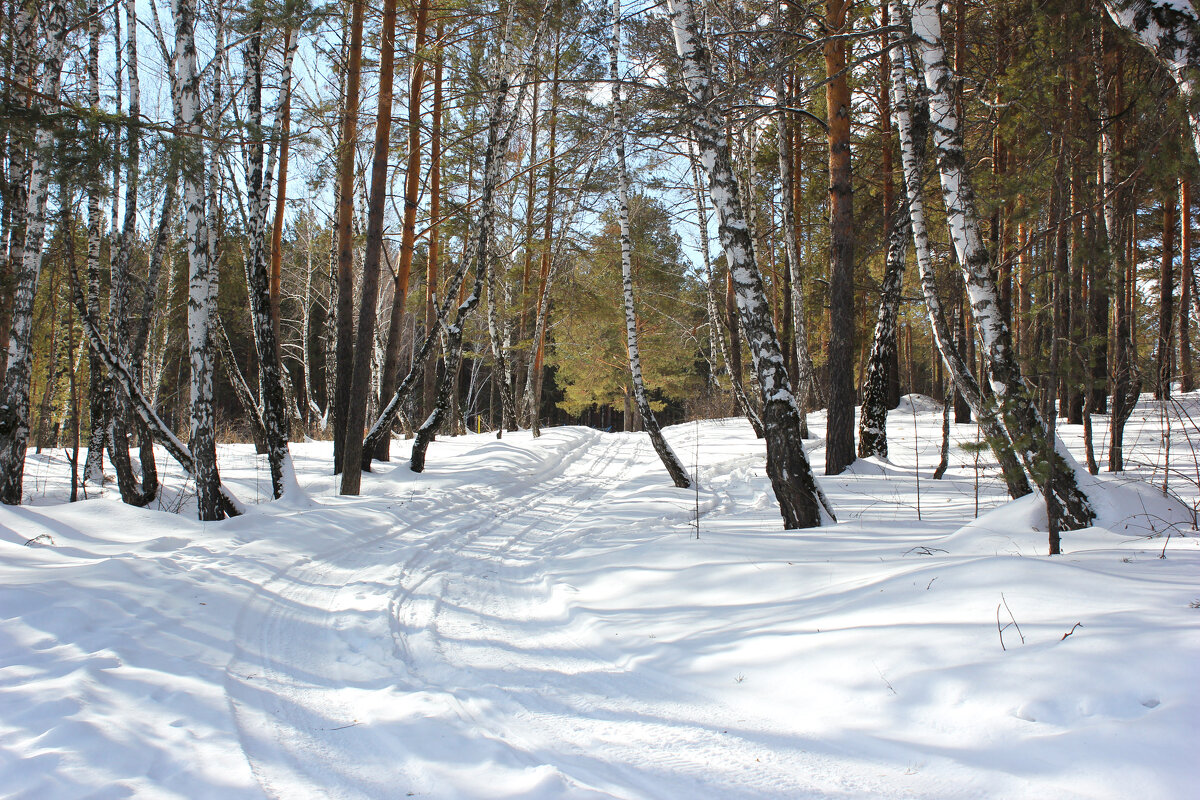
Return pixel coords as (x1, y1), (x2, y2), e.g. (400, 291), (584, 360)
(858, 193), (911, 460)
(522, 29), (562, 435)
(332, 0), (365, 475)
(691, 145), (764, 438)
(423, 21), (444, 423)
(1157, 188), (1177, 400)
(1099, 21), (1140, 470)
(105, 0), (158, 507)
(774, 71), (812, 440)
(824, 0), (856, 475)
(0, 3), (41, 378)
(485, 229), (518, 435)
(0, 0), (68, 505)
(270, 29), (294, 356)
(1180, 179), (1193, 392)
(340, 0), (398, 494)
(376, 0), (432, 462)
(609, 0), (690, 488)
(907, 0), (1091, 525)
(173, 0), (224, 519)
(890, 8), (1031, 499)
(667, 0), (833, 527)
(244, 15), (298, 499)
(859, 0), (906, 460)
(83, 1), (108, 488)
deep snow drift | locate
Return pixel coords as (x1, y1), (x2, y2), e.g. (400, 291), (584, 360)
(1, 396), (1197, 799)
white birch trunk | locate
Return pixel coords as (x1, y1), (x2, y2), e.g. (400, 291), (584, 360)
(889, 2), (1030, 498)
(610, 0), (690, 488)
(242, 20), (298, 499)
(0, 0), (69, 505)
(1103, 0), (1200, 158)
(83, 1), (107, 487)
(171, 0), (223, 520)
(906, 0), (1087, 520)
(667, 0), (831, 527)
(686, 141), (765, 438)
(771, 73), (816, 436)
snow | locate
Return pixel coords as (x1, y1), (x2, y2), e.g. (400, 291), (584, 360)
(2, 396), (1199, 798)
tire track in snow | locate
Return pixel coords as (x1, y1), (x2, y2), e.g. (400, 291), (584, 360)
(225, 428), (636, 799)
(422, 434), (844, 800)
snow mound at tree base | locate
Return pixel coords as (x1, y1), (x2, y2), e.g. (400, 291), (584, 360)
(947, 473), (1197, 556)
(896, 393), (942, 415)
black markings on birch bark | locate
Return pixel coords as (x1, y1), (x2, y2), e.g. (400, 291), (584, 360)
(610, 0), (691, 488)
(668, 0), (832, 527)
(906, 0), (1091, 526)
(889, 5), (1031, 499)
(1103, 0), (1200, 158)
(773, 66), (815, 440)
(172, 0), (224, 519)
(0, 0), (69, 505)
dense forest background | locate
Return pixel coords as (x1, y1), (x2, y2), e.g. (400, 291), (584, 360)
(2, 0), (1197, 526)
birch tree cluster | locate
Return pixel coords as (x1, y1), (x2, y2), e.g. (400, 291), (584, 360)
(2, 0), (1198, 532)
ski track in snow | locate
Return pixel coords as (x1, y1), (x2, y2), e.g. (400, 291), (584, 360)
(226, 430), (839, 799)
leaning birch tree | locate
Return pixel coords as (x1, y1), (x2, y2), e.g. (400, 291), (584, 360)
(666, 0), (832, 528)
(905, 0), (1090, 525)
(1103, 0), (1200, 158)
(886, 20), (1031, 499)
(610, 0), (690, 489)
(243, 14), (299, 499)
(410, 0), (550, 472)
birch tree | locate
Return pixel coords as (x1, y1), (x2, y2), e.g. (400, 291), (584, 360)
(889, 8), (1031, 498)
(243, 13), (299, 499)
(905, 0), (1091, 526)
(172, 0), (225, 519)
(0, 0), (69, 505)
(1103, 0), (1200, 159)
(610, 0), (690, 488)
(666, 0), (832, 528)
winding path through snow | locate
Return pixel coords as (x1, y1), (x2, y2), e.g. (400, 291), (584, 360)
(224, 428), (856, 799)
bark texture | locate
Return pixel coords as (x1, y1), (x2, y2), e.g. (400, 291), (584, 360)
(610, 0), (690, 488)
(889, 7), (1031, 499)
(0, 0), (69, 505)
(668, 0), (832, 528)
(907, 0), (1092, 526)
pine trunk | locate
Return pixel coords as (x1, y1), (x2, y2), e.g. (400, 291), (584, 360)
(332, 0), (365, 475)
(824, 0), (857, 475)
(340, 0), (398, 494)
(376, 0), (432, 461)
(1157, 190), (1176, 400)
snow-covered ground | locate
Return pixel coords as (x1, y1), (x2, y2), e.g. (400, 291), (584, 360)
(1, 395), (1197, 799)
